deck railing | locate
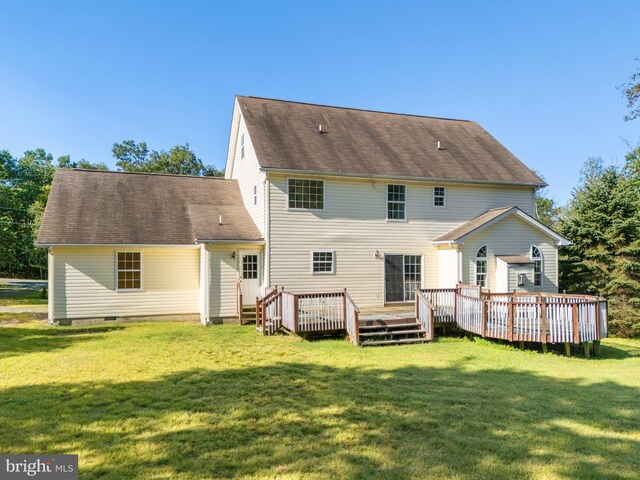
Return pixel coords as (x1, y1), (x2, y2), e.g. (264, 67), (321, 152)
(419, 288), (456, 323)
(296, 292), (345, 332)
(345, 290), (359, 345)
(262, 288), (282, 335)
(415, 290), (435, 340)
(453, 284), (608, 345)
(236, 281), (243, 324)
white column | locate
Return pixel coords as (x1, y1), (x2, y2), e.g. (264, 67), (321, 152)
(47, 248), (54, 325)
(199, 243), (211, 325)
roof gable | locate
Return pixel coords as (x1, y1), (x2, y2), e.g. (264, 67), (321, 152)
(433, 206), (571, 246)
(37, 169), (263, 245)
(237, 96), (545, 186)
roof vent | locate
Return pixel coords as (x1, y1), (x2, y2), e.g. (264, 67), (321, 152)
(219, 215), (223, 225)
(437, 141), (443, 150)
(318, 124), (323, 134)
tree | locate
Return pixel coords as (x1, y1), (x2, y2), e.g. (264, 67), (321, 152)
(57, 155), (109, 171)
(533, 171), (561, 228)
(111, 140), (223, 176)
(619, 58), (640, 121)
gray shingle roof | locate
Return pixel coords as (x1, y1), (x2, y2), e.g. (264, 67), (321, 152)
(37, 169), (263, 245)
(238, 96), (546, 186)
(496, 255), (535, 265)
(433, 206), (515, 243)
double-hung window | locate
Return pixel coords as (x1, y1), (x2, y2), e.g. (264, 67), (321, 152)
(531, 246), (543, 286)
(311, 250), (334, 274)
(240, 133), (245, 160)
(117, 252), (141, 290)
(433, 186), (446, 207)
(387, 184), (406, 220)
(288, 179), (324, 209)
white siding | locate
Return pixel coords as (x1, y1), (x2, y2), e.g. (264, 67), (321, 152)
(228, 113), (266, 236)
(208, 243), (245, 319)
(52, 246), (200, 319)
(438, 247), (459, 288)
(267, 173), (538, 307)
(459, 215), (558, 293)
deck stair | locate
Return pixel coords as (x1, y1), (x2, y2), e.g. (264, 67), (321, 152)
(242, 305), (256, 324)
(357, 318), (428, 346)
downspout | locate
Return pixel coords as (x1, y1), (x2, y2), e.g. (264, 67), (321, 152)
(48, 247), (54, 325)
(264, 176), (271, 289)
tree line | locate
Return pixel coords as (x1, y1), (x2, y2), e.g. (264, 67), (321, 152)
(0, 141), (223, 279)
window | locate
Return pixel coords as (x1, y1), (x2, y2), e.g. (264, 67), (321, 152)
(311, 250), (334, 274)
(387, 184), (406, 220)
(117, 252), (141, 290)
(403, 255), (422, 301)
(253, 185), (257, 205)
(434, 186), (446, 207)
(242, 254), (258, 279)
(240, 133), (245, 160)
(288, 179), (324, 209)
(531, 246), (543, 286)
(475, 246), (487, 288)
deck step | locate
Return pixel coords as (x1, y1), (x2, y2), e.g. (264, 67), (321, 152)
(360, 337), (429, 346)
(359, 329), (425, 338)
(358, 322), (420, 330)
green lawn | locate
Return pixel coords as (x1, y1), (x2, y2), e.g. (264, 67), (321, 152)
(0, 284), (47, 306)
(0, 322), (639, 479)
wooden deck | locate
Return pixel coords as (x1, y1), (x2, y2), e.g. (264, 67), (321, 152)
(252, 285), (608, 352)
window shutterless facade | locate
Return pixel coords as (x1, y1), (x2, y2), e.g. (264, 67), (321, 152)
(475, 246), (487, 288)
(433, 186), (445, 207)
(531, 246), (543, 286)
(311, 250), (334, 274)
(387, 184), (406, 220)
(116, 252), (141, 290)
(288, 179), (324, 210)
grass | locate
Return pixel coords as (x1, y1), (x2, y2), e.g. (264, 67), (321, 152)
(0, 283), (47, 306)
(0, 322), (639, 479)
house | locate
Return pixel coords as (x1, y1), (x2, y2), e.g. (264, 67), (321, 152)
(37, 96), (571, 326)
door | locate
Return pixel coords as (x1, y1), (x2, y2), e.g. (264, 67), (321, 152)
(385, 254), (404, 302)
(239, 251), (261, 305)
(385, 254), (422, 303)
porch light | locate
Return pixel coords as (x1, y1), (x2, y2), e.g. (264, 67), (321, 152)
(374, 250), (382, 259)
(231, 251), (236, 260)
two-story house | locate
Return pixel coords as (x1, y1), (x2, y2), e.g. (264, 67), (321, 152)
(37, 96), (570, 325)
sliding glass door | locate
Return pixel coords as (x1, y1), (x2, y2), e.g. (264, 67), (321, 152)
(384, 254), (422, 302)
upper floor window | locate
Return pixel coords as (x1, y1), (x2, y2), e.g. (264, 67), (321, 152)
(311, 250), (334, 274)
(240, 133), (245, 160)
(531, 246), (543, 286)
(387, 184), (406, 220)
(433, 186), (446, 207)
(475, 246), (487, 288)
(116, 252), (141, 290)
(288, 179), (324, 210)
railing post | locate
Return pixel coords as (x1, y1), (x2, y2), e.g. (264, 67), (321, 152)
(354, 309), (360, 345)
(255, 297), (260, 329)
(508, 301), (514, 342)
(572, 303), (579, 344)
(541, 299), (547, 344)
(293, 294), (299, 333)
(262, 297), (267, 334)
(595, 299), (601, 341)
(343, 288), (347, 330)
(482, 300), (488, 337)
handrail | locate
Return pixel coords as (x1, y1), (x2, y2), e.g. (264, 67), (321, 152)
(415, 289), (434, 340)
(345, 290), (360, 345)
(236, 281), (243, 324)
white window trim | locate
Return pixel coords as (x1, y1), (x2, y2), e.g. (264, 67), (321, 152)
(286, 178), (325, 211)
(474, 245), (488, 288)
(115, 251), (143, 292)
(310, 250), (335, 275)
(386, 184), (408, 222)
(433, 186), (446, 208)
(531, 245), (543, 287)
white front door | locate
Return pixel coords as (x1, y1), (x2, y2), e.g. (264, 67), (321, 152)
(239, 251), (261, 305)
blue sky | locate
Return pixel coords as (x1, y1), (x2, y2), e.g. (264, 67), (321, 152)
(0, 0), (637, 204)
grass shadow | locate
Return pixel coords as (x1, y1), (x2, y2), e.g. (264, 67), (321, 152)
(0, 362), (638, 479)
